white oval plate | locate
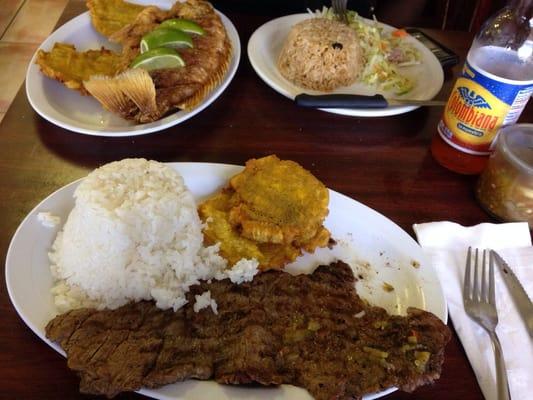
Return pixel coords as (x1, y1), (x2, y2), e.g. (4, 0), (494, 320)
(26, 1), (240, 136)
(247, 14), (444, 117)
(6, 162), (447, 400)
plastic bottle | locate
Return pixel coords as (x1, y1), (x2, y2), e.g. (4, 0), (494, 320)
(432, 0), (533, 174)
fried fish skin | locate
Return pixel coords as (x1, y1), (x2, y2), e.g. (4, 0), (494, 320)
(87, 0), (147, 38)
(229, 155), (330, 245)
(36, 43), (127, 93)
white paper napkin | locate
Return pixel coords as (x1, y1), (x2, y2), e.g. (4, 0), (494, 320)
(413, 221), (533, 400)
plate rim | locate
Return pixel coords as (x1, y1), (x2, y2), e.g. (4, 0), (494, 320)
(5, 161), (448, 400)
(247, 13), (444, 118)
(25, 9), (241, 137)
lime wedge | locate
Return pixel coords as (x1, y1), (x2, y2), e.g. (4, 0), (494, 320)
(139, 27), (193, 53)
(160, 18), (205, 35)
(130, 48), (185, 71)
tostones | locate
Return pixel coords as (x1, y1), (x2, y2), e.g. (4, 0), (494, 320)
(198, 156), (331, 271)
(87, 0), (147, 38)
(229, 155), (330, 245)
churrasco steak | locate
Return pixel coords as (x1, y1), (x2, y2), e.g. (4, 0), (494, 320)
(46, 261), (451, 399)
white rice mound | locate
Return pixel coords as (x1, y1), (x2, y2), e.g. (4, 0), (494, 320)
(277, 18), (362, 91)
(49, 159), (258, 313)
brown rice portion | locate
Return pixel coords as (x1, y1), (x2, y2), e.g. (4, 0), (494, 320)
(277, 18), (362, 92)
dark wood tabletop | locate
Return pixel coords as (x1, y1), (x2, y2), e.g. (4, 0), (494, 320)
(1, 1), (531, 399)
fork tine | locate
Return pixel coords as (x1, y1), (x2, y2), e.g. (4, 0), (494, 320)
(473, 248), (479, 301)
(489, 250), (496, 306)
(463, 247), (472, 300)
(341, 0), (348, 23)
(331, 0), (348, 24)
(481, 249), (488, 302)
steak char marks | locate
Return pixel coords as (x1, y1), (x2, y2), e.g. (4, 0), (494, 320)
(46, 262), (451, 399)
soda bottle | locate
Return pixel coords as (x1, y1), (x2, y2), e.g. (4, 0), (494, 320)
(432, 0), (533, 174)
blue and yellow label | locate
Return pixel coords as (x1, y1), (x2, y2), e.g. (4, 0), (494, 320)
(438, 60), (533, 155)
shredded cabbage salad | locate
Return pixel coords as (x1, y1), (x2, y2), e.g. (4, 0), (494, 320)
(310, 7), (421, 95)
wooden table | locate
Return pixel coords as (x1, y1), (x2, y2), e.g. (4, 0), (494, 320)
(1, 1), (530, 399)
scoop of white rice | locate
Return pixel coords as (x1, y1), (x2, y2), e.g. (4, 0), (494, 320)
(49, 159), (258, 313)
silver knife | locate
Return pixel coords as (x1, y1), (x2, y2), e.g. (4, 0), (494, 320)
(294, 93), (446, 109)
(492, 250), (533, 338)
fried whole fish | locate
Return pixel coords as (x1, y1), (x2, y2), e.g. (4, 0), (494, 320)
(87, 0), (231, 122)
(36, 0), (232, 123)
(199, 155), (331, 270)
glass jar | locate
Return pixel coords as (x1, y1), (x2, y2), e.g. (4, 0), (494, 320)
(476, 124), (533, 226)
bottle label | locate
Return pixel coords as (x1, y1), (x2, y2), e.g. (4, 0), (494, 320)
(438, 60), (533, 155)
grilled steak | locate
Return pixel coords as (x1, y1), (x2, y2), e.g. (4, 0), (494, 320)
(46, 261), (451, 399)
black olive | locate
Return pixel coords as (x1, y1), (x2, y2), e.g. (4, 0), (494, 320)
(332, 42), (343, 50)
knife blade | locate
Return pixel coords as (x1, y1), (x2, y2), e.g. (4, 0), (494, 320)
(492, 250), (533, 338)
(294, 93), (446, 109)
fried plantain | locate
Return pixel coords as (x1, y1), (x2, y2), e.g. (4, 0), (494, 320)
(229, 155), (330, 245)
(36, 43), (128, 94)
(199, 191), (320, 270)
(198, 156), (331, 271)
(87, 0), (147, 38)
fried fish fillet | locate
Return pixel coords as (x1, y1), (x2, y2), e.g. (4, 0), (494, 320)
(36, 43), (127, 94)
(87, 0), (147, 38)
(198, 156), (331, 271)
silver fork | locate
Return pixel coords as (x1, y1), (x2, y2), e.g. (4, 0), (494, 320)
(463, 247), (511, 400)
(331, 0), (348, 24)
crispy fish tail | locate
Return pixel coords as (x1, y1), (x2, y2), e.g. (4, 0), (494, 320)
(84, 69), (159, 122)
(120, 70), (158, 116)
(84, 74), (133, 116)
